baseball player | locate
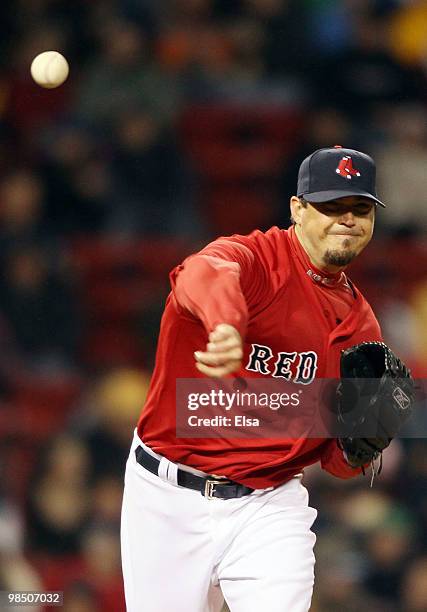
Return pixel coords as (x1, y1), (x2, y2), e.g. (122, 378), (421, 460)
(120, 147), (406, 612)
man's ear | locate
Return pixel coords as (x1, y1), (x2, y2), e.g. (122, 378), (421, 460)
(290, 196), (304, 225)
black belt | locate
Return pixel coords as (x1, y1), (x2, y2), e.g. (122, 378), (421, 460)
(135, 446), (254, 500)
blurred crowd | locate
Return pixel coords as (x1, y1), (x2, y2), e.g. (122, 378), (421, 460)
(0, 1), (426, 611)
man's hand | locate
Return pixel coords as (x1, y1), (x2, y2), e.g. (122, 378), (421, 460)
(194, 324), (243, 378)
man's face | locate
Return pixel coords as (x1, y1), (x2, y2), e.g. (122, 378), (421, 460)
(290, 195), (375, 272)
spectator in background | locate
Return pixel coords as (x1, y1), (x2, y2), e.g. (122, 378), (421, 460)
(375, 281), (417, 367)
(244, 0), (312, 78)
(170, 4), (304, 105)
(408, 281), (427, 375)
(0, 244), (80, 372)
(396, 440), (427, 548)
(363, 507), (417, 605)
(0, 170), (51, 255)
(400, 556), (427, 612)
(78, 523), (125, 611)
(73, 369), (150, 481)
(91, 475), (123, 526)
(313, 10), (425, 121)
(179, 21), (254, 103)
(49, 524), (126, 612)
(0, 476), (25, 557)
(157, 0), (230, 76)
(26, 435), (91, 556)
(74, 18), (182, 130)
(0, 462), (43, 612)
(38, 121), (113, 236)
(110, 107), (201, 237)
(61, 581), (98, 612)
(0, 555), (43, 612)
(312, 530), (387, 612)
(304, 0), (355, 57)
(374, 103), (427, 234)
(388, 0), (427, 68)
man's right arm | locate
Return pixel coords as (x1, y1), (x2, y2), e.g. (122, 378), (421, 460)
(170, 239), (263, 377)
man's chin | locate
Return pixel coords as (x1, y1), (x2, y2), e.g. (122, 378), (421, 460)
(323, 249), (357, 267)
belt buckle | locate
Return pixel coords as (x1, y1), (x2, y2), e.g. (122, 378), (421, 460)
(204, 478), (228, 499)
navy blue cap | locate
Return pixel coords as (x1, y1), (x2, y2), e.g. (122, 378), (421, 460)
(297, 146), (385, 207)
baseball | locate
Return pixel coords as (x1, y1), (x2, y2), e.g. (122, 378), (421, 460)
(30, 51), (69, 89)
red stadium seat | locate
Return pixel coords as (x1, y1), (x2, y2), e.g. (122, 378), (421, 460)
(82, 278), (162, 320)
(179, 104), (302, 180)
(69, 237), (191, 281)
(81, 325), (146, 369)
(179, 104), (303, 149)
(177, 103), (302, 232)
(67, 237), (193, 369)
(69, 238), (138, 279)
(184, 142), (286, 181)
(134, 238), (193, 279)
(205, 186), (277, 235)
(9, 375), (82, 440)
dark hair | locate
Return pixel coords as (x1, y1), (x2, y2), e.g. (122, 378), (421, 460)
(290, 197), (308, 225)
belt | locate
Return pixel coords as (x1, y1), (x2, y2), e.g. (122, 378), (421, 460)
(135, 446), (254, 500)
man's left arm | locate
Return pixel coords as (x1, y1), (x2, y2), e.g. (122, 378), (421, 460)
(320, 439), (363, 479)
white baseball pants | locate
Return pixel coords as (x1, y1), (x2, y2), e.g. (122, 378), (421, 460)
(121, 431), (317, 612)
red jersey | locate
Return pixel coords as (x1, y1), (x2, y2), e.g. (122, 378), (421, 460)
(138, 226), (382, 489)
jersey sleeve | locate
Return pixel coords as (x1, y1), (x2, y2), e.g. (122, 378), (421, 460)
(320, 438), (364, 479)
(169, 236), (269, 337)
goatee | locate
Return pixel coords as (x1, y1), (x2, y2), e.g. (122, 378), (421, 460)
(323, 249), (357, 267)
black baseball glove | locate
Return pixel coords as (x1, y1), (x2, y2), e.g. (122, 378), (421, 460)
(337, 341), (414, 472)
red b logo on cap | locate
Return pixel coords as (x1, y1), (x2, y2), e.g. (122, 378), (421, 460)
(336, 156), (361, 180)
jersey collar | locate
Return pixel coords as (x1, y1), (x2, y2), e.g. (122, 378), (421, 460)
(289, 225), (349, 289)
